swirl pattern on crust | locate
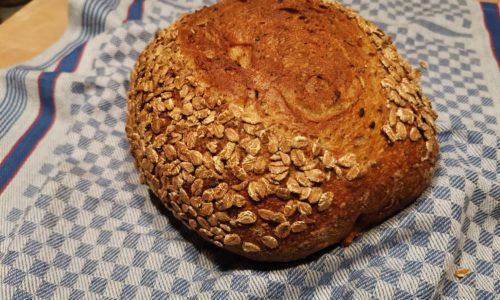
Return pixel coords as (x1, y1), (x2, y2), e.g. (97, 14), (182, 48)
(126, 0), (438, 262)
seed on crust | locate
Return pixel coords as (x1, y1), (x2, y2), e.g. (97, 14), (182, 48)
(338, 153), (357, 168)
(241, 111), (261, 124)
(191, 96), (205, 110)
(219, 142), (236, 160)
(345, 165), (361, 181)
(219, 223), (231, 232)
(242, 242), (261, 253)
(172, 175), (184, 190)
(318, 192), (333, 212)
(202, 152), (214, 169)
(208, 214), (218, 227)
(197, 216), (210, 230)
(283, 200), (297, 217)
(300, 187), (312, 200)
(228, 103), (243, 119)
(269, 160), (285, 167)
(165, 98), (175, 111)
(388, 89), (404, 106)
(268, 136), (279, 153)
(195, 108), (210, 120)
(213, 182), (229, 199)
(202, 189), (214, 202)
(236, 210), (257, 224)
(321, 150), (336, 168)
(261, 236), (279, 249)
(243, 124), (257, 136)
(278, 138), (291, 153)
(248, 181), (261, 202)
(395, 121), (408, 140)
(308, 187), (322, 204)
(409, 127), (421, 141)
(421, 123), (434, 141)
(381, 77), (397, 89)
(279, 152), (291, 166)
(190, 196), (202, 208)
(182, 171), (196, 184)
(231, 180), (248, 191)
(305, 169), (326, 183)
(224, 128), (240, 142)
(275, 222), (291, 239)
(199, 202), (214, 216)
(178, 188), (189, 204)
(227, 149), (242, 171)
(269, 165), (288, 175)
(163, 163), (181, 176)
(269, 171), (289, 182)
(233, 194), (247, 208)
(300, 160), (319, 171)
(389, 106), (398, 127)
(297, 202), (313, 215)
(224, 234), (241, 246)
(212, 156), (224, 174)
(207, 141), (218, 154)
(215, 211), (231, 223)
(211, 227), (224, 237)
(291, 221), (308, 233)
(163, 144), (177, 161)
(426, 140), (436, 154)
(286, 177), (302, 194)
(290, 149), (306, 167)
(212, 124), (225, 139)
(397, 107), (415, 124)
(201, 111), (216, 125)
(216, 193), (233, 211)
(311, 141), (322, 157)
(274, 187), (291, 199)
(199, 228), (213, 237)
(188, 218), (198, 229)
(242, 138), (261, 156)
(188, 150), (203, 166)
(291, 136), (308, 149)
(295, 172), (312, 187)
(257, 178), (271, 196)
(231, 166), (247, 181)
(186, 206), (198, 218)
(217, 110), (234, 124)
(382, 125), (397, 143)
(241, 154), (256, 172)
(184, 131), (197, 149)
(258, 209), (287, 223)
(257, 209), (274, 221)
(271, 212), (287, 224)
(180, 162), (195, 174)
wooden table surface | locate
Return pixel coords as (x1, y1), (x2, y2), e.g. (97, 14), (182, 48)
(0, 0), (498, 68)
(0, 0), (67, 68)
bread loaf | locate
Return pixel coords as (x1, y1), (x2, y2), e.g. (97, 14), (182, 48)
(126, 0), (439, 262)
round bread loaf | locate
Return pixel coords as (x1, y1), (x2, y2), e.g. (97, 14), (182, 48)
(126, 0), (439, 262)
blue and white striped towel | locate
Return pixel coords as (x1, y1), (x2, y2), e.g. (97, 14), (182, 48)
(0, 0), (499, 299)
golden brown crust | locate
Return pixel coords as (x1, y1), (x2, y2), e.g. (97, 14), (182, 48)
(126, 0), (439, 262)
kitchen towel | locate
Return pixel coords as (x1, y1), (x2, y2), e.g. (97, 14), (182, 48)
(0, 0), (499, 299)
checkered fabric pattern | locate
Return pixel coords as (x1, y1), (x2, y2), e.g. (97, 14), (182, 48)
(0, 0), (499, 299)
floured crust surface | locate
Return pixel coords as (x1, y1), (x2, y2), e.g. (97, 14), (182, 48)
(126, 0), (439, 262)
